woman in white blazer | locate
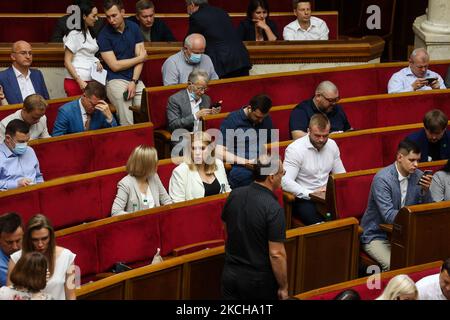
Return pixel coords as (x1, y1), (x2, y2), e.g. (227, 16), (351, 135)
(169, 131), (231, 202)
(111, 145), (172, 216)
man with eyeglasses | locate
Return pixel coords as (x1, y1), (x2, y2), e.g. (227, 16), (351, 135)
(162, 33), (218, 86)
(388, 48), (446, 94)
(0, 41), (49, 104)
(52, 81), (117, 136)
(289, 80), (351, 140)
(0, 119), (44, 190)
(0, 94), (51, 142)
(167, 69), (220, 134)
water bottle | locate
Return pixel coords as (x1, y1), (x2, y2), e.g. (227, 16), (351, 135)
(132, 203), (138, 212)
(325, 212), (332, 221)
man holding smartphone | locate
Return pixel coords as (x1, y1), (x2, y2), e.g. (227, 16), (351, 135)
(360, 139), (433, 271)
(388, 48), (446, 93)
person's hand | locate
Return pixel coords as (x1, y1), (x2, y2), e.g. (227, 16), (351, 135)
(76, 78), (88, 91)
(430, 79), (441, 89)
(0, 85), (4, 100)
(411, 78), (427, 91)
(126, 81), (137, 100)
(95, 100), (113, 121)
(418, 173), (432, 192)
(96, 61), (103, 72)
(195, 108), (212, 120)
(243, 158), (256, 170)
(278, 288), (289, 300)
(313, 186), (327, 193)
(253, 18), (269, 31)
(18, 178), (33, 188)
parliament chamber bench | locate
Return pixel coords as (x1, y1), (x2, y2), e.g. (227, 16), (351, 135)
(29, 122), (154, 180)
(296, 260), (442, 300)
(74, 217), (359, 299)
(0, 11), (338, 43)
(204, 89), (450, 142)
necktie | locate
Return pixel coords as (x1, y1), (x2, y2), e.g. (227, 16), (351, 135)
(85, 114), (91, 130)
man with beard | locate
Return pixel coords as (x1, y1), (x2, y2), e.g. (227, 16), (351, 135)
(282, 113), (345, 225)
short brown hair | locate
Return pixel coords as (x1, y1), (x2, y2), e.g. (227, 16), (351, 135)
(423, 109), (448, 133)
(104, 0), (123, 11)
(10, 252), (48, 293)
(84, 81), (107, 100)
(126, 145), (158, 178)
(309, 113), (330, 130)
(293, 0), (311, 10)
(22, 214), (56, 277)
(136, 0), (154, 12)
(23, 94), (47, 113)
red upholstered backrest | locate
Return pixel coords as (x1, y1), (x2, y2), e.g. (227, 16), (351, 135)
(380, 130), (413, 166)
(270, 107), (294, 141)
(0, 17), (58, 42)
(96, 214), (162, 272)
(0, 192), (41, 226)
(341, 99), (379, 130)
(335, 134), (383, 172)
(156, 161), (178, 190)
(376, 95), (434, 127)
(33, 136), (95, 180)
(141, 58), (166, 87)
(306, 266), (441, 300)
(159, 198), (226, 256)
(333, 174), (374, 220)
(57, 229), (99, 279)
(98, 171), (128, 217)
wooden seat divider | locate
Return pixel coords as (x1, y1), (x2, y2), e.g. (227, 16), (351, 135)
(74, 217), (359, 299)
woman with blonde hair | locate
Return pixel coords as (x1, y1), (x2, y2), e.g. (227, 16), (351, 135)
(0, 252), (52, 300)
(376, 274), (418, 300)
(111, 145), (172, 216)
(169, 131), (231, 202)
(7, 214), (76, 300)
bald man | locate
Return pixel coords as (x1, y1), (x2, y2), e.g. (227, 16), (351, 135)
(388, 48), (446, 93)
(162, 33), (219, 86)
(0, 41), (49, 104)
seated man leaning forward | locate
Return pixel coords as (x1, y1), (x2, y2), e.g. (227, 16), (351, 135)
(162, 33), (218, 86)
(360, 139), (433, 272)
(282, 113), (345, 225)
(289, 81), (351, 140)
(0, 94), (50, 142)
(407, 109), (450, 162)
(388, 48), (446, 94)
(0, 119), (44, 190)
(283, 0), (329, 41)
(52, 81), (117, 136)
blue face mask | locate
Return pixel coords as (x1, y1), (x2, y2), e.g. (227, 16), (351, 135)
(189, 53), (202, 64)
(13, 142), (27, 155)
(189, 91), (199, 101)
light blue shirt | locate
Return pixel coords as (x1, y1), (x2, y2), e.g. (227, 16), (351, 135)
(0, 143), (44, 190)
(0, 249), (9, 287)
(388, 66), (446, 93)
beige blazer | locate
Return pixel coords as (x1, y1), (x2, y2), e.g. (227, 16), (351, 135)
(111, 174), (173, 216)
(169, 159), (231, 202)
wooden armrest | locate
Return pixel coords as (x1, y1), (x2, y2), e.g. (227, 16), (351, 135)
(94, 272), (115, 280)
(358, 225), (364, 235)
(128, 105), (140, 113)
(172, 239), (224, 257)
(379, 224), (393, 233)
(309, 191), (326, 204)
(154, 129), (172, 142)
(283, 191), (296, 203)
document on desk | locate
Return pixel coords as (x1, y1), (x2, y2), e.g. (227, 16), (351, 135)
(90, 64), (107, 85)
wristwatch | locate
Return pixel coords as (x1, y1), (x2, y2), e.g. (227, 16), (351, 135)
(132, 79), (139, 85)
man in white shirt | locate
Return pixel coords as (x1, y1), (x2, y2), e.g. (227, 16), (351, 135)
(0, 41), (49, 104)
(282, 113), (345, 225)
(416, 258), (450, 300)
(388, 48), (446, 94)
(283, 1), (329, 41)
(0, 94), (50, 142)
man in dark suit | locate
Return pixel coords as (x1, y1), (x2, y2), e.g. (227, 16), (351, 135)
(167, 69), (220, 133)
(186, 0), (251, 78)
(0, 41), (49, 105)
(52, 81), (117, 136)
(127, 0), (175, 42)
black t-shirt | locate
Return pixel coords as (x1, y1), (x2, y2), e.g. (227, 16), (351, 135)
(289, 98), (351, 138)
(221, 183), (286, 272)
(203, 178), (221, 197)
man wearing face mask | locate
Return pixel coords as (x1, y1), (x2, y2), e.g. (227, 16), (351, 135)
(162, 33), (218, 86)
(167, 69), (220, 134)
(0, 119), (44, 191)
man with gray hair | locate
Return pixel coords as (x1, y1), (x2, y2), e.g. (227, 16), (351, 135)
(289, 81), (351, 140)
(162, 33), (219, 86)
(167, 69), (220, 133)
(388, 48), (446, 93)
(0, 94), (50, 142)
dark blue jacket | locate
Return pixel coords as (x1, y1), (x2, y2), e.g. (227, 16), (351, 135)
(0, 67), (49, 104)
(127, 16), (175, 41)
(407, 129), (450, 162)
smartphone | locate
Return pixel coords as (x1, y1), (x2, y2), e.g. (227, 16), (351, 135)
(418, 170), (433, 185)
(123, 90), (129, 101)
(425, 78), (437, 85)
(210, 101), (222, 109)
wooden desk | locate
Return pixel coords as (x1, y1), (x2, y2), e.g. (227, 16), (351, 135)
(310, 191), (328, 219)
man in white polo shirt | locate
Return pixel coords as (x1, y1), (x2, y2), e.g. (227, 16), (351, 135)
(416, 258), (450, 300)
(283, 1), (329, 41)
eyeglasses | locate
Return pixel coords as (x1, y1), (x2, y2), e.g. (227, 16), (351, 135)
(13, 51), (33, 56)
(191, 84), (208, 92)
(321, 94), (340, 104)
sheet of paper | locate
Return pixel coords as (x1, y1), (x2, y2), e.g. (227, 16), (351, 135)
(90, 63), (107, 85)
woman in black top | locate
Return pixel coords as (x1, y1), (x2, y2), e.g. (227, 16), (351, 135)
(237, 0), (278, 41)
